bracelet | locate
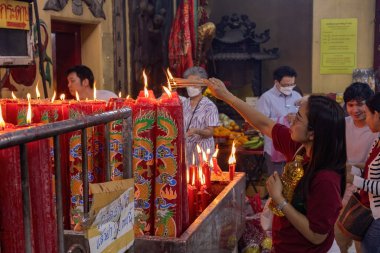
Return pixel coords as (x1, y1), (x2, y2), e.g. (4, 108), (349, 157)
(276, 200), (288, 211)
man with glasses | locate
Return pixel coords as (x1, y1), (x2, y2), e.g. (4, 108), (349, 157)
(256, 66), (302, 175)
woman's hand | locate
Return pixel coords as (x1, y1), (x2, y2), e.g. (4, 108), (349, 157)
(204, 78), (234, 102)
(266, 171), (284, 203)
(187, 128), (199, 137)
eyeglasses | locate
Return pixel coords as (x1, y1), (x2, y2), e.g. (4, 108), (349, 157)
(293, 112), (313, 130)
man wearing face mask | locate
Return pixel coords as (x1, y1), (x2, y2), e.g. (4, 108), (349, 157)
(256, 66), (302, 175)
(181, 66), (219, 166)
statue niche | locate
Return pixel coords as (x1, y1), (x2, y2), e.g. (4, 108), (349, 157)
(208, 14), (279, 96)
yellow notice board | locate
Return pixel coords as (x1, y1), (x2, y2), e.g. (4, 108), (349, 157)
(320, 18), (357, 74)
(0, 0), (30, 30)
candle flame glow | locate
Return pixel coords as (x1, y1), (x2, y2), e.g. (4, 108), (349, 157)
(198, 166), (203, 184)
(166, 68), (174, 91)
(126, 95), (130, 99)
(93, 81), (97, 100)
(162, 86), (172, 98)
(201, 173), (205, 185)
(35, 84), (40, 99)
(192, 170), (195, 185)
(119, 91), (122, 98)
(192, 153), (195, 165)
(75, 91), (80, 101)
(202, 150), (207, 163)
(51, 91), (56, 103)
(26, 93), (32, 124)
(196, 144), (202, 153)
(60, 94), (65, 101)
(187, 168), (190, 184)
(11, 92), (17, 99)
(143, 70), (149, 98)
(228, 140), (237, 164)
(0, 105), (5, 129)
(212, 145), (219, 158)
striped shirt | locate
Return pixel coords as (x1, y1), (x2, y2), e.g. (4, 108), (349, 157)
(182, 96), (219, 166)
(353, 136), (380, 219)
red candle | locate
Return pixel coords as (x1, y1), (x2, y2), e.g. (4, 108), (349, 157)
(228, 141), (237, 181)
(187, 170), (197, 224)
(154, 88), (187, 237)
(107, 97), (133, 180)
(211, 147), (223, 175)
(133, 88), (156, 236)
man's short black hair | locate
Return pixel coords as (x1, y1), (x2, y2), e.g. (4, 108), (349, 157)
(273, 66), (297, 82)
(66, 65), (94, 89)
(343, 82), (374, 103)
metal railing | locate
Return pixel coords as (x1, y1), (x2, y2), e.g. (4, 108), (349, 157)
(0, 107), (133, 253)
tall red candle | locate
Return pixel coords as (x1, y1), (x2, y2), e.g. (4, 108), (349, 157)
(107, 97), (132, 180)
(154, 90), (187, 237)
(133, 89), (156, 236)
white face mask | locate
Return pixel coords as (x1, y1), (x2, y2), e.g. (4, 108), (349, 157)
(279, 85), (296, 96)
(186, 87), (202, 97)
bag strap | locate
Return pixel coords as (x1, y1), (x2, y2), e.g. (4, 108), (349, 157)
(185, 97), (203, 132)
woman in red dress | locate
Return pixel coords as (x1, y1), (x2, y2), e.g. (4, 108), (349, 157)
(206, 78), (346, 253)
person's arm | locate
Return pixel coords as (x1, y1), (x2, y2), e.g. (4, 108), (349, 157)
(267, 172), (328, 245)
(206, 78), (275, 138)
(351, 175), (380, 195)
(187, 126), (214, 138)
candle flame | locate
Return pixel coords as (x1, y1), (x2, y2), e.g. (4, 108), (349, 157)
(93, 81), (97, 100)
(187, 168), (190, 184)
(51, 91), (56, 103)
(192, 153), (195, 165)
(126, 94), (130, 99)
(60, 94), (65, 101)
(118, 91), (122, 98)
(202, 150), (207, 163)
(212, 145), (219, 158)
(11, 91), (17, 99)
(192, 170), (196, 185)
(163, 86), (172, 98)
(196, 144), (202, 154)
(166, 68), (174, 91)
(228, 140), (237, 164)
(0, 105), (5, 129)
(206, 148), (210, 155)
(26, 93), (32, 124)
(143, 70), (149, 98)
(35, 83), (40, 99)
(75, 91), (80, 101)
(201, 173), (205, 185)
(198, 166), (203, 183)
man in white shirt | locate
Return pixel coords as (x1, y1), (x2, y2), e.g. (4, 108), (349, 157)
(256, 66), (302, 175)
(334, 82), (377, 253)
(66, 65), (117, 101)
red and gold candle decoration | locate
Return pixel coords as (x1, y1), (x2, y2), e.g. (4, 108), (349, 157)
(133, 71), (157, 236)
(187, 169), (197, 224)
(68, 93), (94, 228)
(107, 96), (133, 181)
(91, 86), (107, 184)
(212, 145), (223, 175)
(228, 141), (237, 181)
(154, 85), (187, 237)
(13, 100), (57, 252)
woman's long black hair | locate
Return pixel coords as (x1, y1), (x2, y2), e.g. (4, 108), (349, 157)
(297, 95), (347, 202)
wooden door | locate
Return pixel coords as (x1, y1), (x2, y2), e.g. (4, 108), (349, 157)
(51, 21), (81, 99)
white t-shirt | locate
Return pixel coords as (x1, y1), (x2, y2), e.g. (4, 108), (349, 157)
(345, 116), (378, 165)
(96, 90), (118, 102)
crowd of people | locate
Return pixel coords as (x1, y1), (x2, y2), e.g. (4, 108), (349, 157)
(67, 63), (379, 252)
